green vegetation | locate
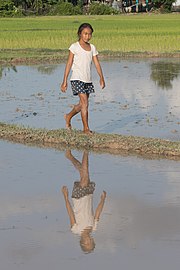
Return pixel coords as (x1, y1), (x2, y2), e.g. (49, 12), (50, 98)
(0, 0), (176, 16)
(0, 0), (118, 16)
(49, 2), (82, 15)
(88, 3), (118, 15)
(0, 122), (180, 160)
(0, 14), (180, 63)
(153, 0), (175, 12)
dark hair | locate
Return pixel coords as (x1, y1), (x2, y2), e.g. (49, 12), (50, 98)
(77, 23), (94, 39)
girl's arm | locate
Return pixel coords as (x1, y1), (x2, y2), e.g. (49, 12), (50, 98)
(62, 186), (76, 227)
(93, 55), (105, 89)
(94, 191), (106, 221)
(61, 51), (74, 92)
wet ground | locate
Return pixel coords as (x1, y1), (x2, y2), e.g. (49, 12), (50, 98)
(0, 59), (180, 269)
(0, 58), (180, 140)
(0, 140), (180, 270)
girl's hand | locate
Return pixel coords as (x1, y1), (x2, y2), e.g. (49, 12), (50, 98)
(100, 78), (105, 89)
(101, 191), (106, 201)
(61, 82), (67, 92)
(62, 186), (69, 199)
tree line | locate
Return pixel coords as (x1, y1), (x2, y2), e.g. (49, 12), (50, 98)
(0, 0), (176, 16)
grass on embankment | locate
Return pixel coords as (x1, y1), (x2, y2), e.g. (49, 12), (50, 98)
(0, 122), (180, 160)
(0, 14), (180, 63)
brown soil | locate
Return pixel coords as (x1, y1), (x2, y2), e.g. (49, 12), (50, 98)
(1, 50), (180, 65)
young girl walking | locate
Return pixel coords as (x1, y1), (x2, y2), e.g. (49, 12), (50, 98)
(61, 23), (105, 134)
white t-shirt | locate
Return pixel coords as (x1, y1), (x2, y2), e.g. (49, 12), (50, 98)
(69, 41), (98, 83)
(71, 194), (98, 235)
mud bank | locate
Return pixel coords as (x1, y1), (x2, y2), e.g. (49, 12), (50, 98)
(0, 122), (180, 160)
(0, 49), (180, 65)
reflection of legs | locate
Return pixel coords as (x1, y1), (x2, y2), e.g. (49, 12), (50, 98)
(64, 102), (81, 129)
(65, 150), (90, 188)
(79, 93), (91, 134)
(65, 149), (82, 171)
(80, 150), (90, 188)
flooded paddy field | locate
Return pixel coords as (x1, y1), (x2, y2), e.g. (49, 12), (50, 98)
(0, 140), (180, 270)
(0, 58), (180, 269)
(0, 58), (180, 140)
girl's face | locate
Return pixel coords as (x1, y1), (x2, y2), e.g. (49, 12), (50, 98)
(79, 27), (92, 43)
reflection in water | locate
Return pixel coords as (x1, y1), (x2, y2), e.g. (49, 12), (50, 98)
(33, 65), (58, 75)
(0, 65), (17, 79)
(151, 61), (180, 90)
(62, 150), (106, 254)
(0, 64), (58, 79)
(105, 195), (180, 251)
(1, 59), (180, 140)
(1, 140), (180, 268)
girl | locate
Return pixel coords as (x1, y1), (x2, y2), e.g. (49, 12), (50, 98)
(61, 23), (105, 135)
(62, 150), (106, 253)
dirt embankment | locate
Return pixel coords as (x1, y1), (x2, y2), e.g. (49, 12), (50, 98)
(0, 122), (180, 160)
(1, 49), (180, 65)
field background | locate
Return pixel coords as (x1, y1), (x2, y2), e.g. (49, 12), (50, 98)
(0, 14), (180, 62)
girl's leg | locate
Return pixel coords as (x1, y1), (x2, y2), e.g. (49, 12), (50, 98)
(65, 149), (82, 171)
(65, 150), (90, 188)
(64, 102), (81, 129)
(80, 150), (90, 187)
(79, 93), (92, 134)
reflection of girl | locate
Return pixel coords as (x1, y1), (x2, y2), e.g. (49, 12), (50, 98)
(62, 150), (106, 253)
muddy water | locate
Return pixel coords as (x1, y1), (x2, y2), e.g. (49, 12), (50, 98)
(0, 140), (180, 270)
(0, 58), (180, 140)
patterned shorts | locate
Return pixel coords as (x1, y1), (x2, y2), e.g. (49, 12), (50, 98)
(71, 80), (95, 96)
(71, 181), (95, 199)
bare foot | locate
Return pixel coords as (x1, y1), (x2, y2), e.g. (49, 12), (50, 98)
(65, 149), (72, 159)
(64, 114), (72, 130)
(83, 129), (93, 135)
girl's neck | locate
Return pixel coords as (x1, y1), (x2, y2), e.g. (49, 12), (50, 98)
(78, 40), (91, 51)
(81, 227), (92, 236)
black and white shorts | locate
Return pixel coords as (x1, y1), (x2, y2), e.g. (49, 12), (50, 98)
(71, 181), (95, 199)
(71, 80), (95, 96)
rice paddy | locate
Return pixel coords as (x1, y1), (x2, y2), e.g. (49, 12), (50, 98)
(0, 14), (180, 62)
(0, 14), (180, 156)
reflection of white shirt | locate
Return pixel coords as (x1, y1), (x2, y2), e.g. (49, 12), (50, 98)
(71, 194), (98, 235)
(69, 42), (98, 83)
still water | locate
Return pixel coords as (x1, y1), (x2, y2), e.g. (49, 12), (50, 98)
(0, 58), (180, 140)
(0, 59), (180, 269)
(0, 140), (180, 270)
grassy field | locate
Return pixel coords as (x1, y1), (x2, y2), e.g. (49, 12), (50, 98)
(0, 14), (180, 62)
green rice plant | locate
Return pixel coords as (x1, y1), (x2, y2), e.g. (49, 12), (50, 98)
(0, 14), (179, 55)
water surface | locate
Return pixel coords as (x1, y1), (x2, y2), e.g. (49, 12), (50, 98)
(0, 58), (180, 140)
(1, 58), (180, 269)
(0, 140), (180, 270)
